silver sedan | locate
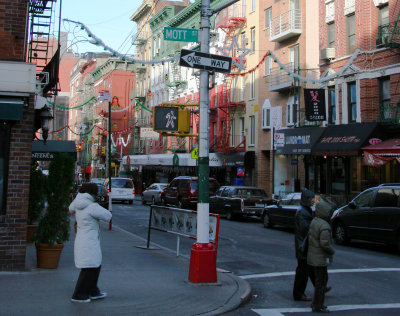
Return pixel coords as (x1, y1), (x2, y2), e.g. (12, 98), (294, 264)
(141, 183), (168, 205)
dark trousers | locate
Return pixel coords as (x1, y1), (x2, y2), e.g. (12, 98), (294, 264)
(72, 266), (101, 300)
(312, 266), (328, 310)
(293, 258), (315, 300)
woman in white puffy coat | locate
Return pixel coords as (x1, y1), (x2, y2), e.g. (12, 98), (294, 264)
(69, 182), (112, 303)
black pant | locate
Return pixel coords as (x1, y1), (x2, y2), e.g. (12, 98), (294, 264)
(312, 266), (328, 310)
(293, 258), (315, 300)
(72, 266), (101, 300)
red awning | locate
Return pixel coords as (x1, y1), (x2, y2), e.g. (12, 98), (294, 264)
(362, 139), (400, 167)
(362, 138), (400, 156)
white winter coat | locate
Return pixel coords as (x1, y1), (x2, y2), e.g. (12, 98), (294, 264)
(69, 193), (112, 268)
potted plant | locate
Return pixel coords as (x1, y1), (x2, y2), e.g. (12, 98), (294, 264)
(26, 162), (46, 242)
(33, 153), (75, 269)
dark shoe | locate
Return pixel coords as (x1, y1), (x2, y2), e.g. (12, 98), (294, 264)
(294, 294), (312, 301)
(71, 297), (91, 303)
(325, 286), (332, 293)
(90, 292), (107, 300)
(312, 307), (330, 313)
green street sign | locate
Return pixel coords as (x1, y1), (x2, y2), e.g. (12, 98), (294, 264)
(164, 27), (198, 42)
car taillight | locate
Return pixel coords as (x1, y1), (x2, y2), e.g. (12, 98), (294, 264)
(132, 189), (135, 194)
(241, 199), (244, 212)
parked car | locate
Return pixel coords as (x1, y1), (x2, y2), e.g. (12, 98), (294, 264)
(262, 192), (301, 228)
(210, 186), (273, 220)
(161, 176), (220, 209)
(330, 184), (400, 251)
(91, 178), (105, 186)
(142, 183), (168, 205)
(102, 177), (135, 204)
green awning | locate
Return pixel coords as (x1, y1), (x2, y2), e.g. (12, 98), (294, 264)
(32, 140), (77, 161)
(0, 98), (24, 121)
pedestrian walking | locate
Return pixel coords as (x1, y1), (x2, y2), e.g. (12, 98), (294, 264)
(307, 198), (335, 313)
(68, 182), (112, 303)
(293, 188), (316, 301)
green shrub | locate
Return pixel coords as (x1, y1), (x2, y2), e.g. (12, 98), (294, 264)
(33, 153), (75, 245)
(28, 162), (46, 225)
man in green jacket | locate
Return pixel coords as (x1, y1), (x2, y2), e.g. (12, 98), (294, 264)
(307, 198), (335, 313)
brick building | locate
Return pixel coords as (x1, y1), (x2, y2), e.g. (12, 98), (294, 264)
(0, 0), (60, 270)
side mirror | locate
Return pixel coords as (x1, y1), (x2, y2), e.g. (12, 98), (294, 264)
(348, 201), (356, 209)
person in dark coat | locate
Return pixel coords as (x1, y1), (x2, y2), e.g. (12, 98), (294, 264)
(308, 198), (335, 313)
(293, 188), (316, 301)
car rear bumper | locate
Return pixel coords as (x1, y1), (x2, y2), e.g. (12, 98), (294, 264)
(242, 207), (264, 217)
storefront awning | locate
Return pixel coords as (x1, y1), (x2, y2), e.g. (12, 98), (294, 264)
(312, 122), (384, 156)
(275, 127), (325, 155)
(31, 140), (77, 161)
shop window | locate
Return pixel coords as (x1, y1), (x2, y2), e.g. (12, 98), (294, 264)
(0, 122), (11, 214)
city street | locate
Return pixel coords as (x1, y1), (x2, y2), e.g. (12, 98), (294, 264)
(111, 201), (400, 315)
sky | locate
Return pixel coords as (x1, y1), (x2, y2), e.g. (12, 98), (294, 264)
(57, 0), (141, 56)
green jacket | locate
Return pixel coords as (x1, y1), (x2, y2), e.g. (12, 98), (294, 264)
(307, 199), (335, 267)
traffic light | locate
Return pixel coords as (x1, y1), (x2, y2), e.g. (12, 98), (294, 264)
(153, 106), (190, 133)
(165, 74), (169, 81)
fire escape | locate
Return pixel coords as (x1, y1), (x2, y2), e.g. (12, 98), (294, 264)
(212, 5), (247, 160)
(27, 0), (59, 96)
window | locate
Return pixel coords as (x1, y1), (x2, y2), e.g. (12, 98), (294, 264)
(241, 32), (247, 47)
(240, 117), (245, 145)
(251, 0), (255, 12)
(0, 123), (10, 214)
(374, 188), (400, 207)
(378, 5), (390, 42)
(348, 82), (357, 122)
(242, 0), (246, 17)
(328, 87), (336, 124)
(249, 115), (255, 145)
(240, 76), (245, 101)
(354, 189), (375, 208)
(264, 56), (272, 76)
(346, 14), (356, 54)
(265, 7), (272, 29)
(230, 119), (235, 147)
(250, 27), (255, 52)
(290, 44), (300, 72)
(250, 71), (255, 99)
(327, 23), (335, 48)
(262, 100), (271, 129)
(380, 77), (391, 120)
(287, 102), (298, 126)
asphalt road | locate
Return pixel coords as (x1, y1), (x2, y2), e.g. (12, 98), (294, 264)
(110, 201), (400, 316)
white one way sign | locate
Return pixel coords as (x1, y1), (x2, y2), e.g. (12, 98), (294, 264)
(179, 49), (232, 74)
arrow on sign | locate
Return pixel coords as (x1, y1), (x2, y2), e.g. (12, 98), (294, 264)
(179, 49), (232, 74)
(181, 51), (230, 70)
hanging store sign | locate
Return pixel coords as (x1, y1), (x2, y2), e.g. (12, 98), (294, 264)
(304, 88), (326, 121)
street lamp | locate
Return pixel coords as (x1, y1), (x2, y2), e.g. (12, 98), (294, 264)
(40, 105), (53, 143)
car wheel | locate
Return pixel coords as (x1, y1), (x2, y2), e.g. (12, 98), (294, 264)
(152, 196), (156, 205)
(178, 199), (183, 209)
(334, 222), (348, 245)
(141, 196), (146, 205)
(226, 211), (234, 221)
(161, 196), (166, 206)
(263, 213), (273, 228)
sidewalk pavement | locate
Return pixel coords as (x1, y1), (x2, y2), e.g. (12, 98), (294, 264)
(0, 221), (251, 316)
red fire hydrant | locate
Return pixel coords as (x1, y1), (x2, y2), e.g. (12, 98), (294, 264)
(188, 242), (217, 283)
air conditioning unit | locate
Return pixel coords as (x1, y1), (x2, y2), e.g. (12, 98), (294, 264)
(376, 36), (389, 47)
(156, 48), (160, 55)
(320, 47), (335, 60)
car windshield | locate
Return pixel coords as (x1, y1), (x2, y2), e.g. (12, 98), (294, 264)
(159, 184), (167, 189)
(237, 189), (267, 197)
(112, 179), (133, 188)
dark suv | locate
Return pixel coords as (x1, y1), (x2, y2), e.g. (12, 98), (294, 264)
(330, 183), (400, 251)
(161, 176), (220, 209)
